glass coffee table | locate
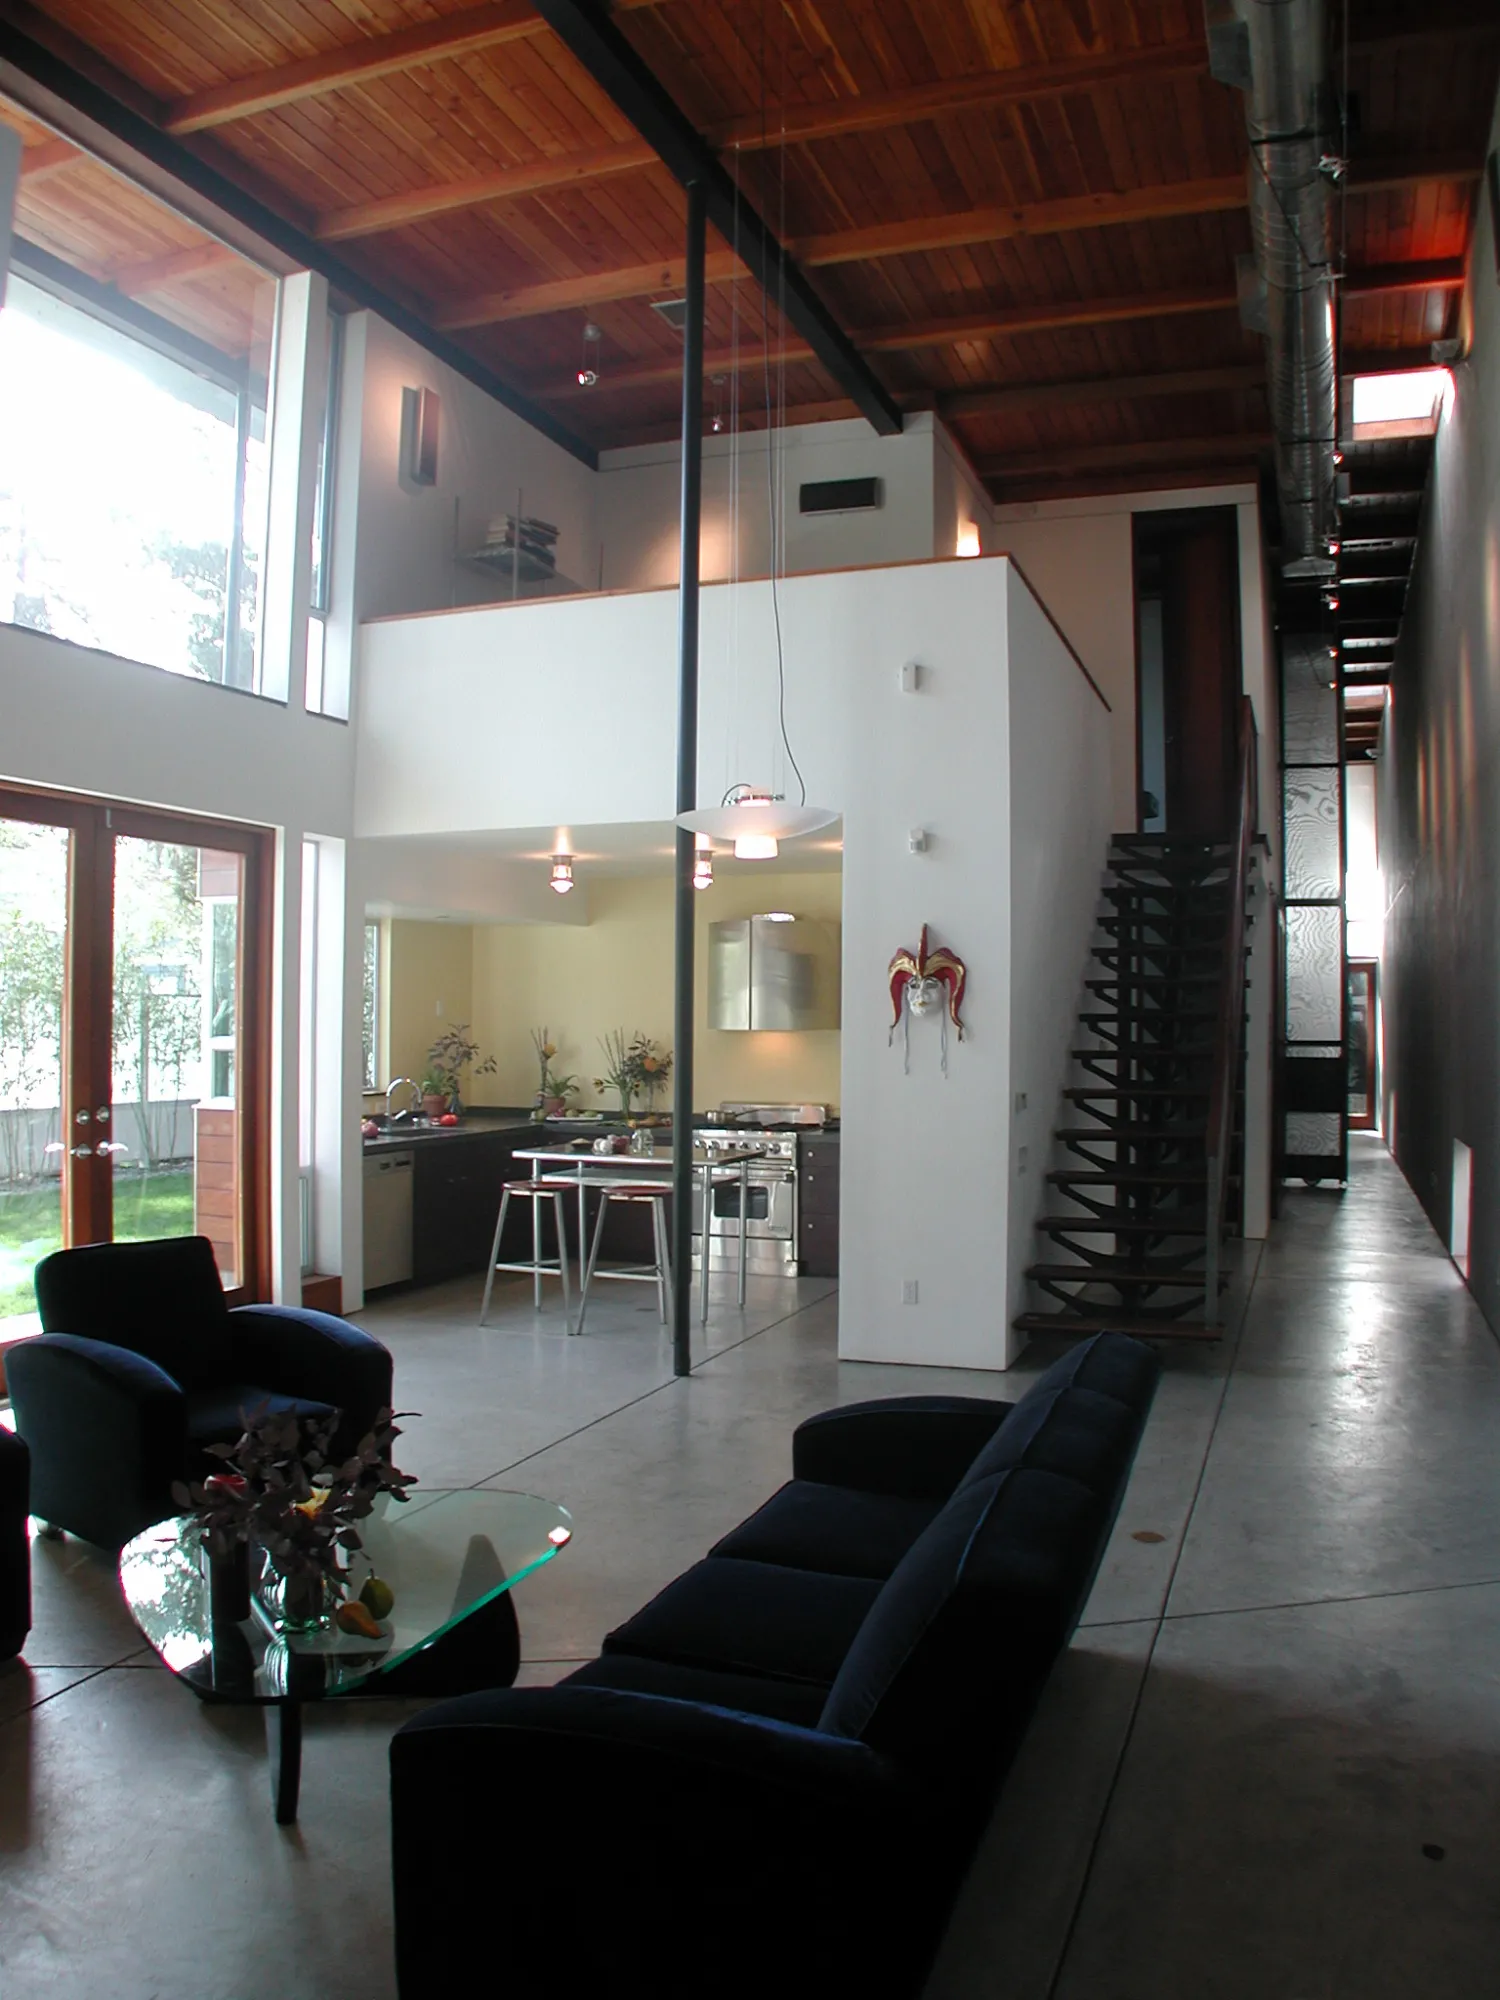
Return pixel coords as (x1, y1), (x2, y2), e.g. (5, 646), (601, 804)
(119, 1488), (572, 1822)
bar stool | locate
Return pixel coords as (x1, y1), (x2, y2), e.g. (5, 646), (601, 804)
(479, 1178), (576, 1331)
(575, 1179), (674, 1337)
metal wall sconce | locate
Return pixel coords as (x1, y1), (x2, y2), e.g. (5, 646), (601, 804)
(403, 386), (440, 485)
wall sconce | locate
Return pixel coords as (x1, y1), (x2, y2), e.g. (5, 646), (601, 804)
(402, 386), (440, 485)
(549, 853), (574, 894)
(955, 523), (981, 558)
(692, 842), (714, 890)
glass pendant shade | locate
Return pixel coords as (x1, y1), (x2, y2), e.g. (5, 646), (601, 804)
(549, 854), (574, 893)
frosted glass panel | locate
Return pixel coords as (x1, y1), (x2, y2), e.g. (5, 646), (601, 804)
(1282, 636), (1338, 763)
(1285, 904), (1342, 1041)
(1285, 1112), (1341, 1156)
(1283, 767), (1342, 899)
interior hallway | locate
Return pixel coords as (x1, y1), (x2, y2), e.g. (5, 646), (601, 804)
(3, 1137), (1498, 1997)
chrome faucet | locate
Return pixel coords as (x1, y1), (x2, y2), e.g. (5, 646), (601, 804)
(385, 1077), (422, 1124)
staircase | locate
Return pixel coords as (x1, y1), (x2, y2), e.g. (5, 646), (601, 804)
(1015, 707), (1258, 1344)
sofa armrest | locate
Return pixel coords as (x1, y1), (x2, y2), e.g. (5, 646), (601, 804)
(390, 1688), (951, 1999)
(227, 1307), (393, 1452)
(792, 1395), (1014, 1499)
(5, 1334), (187, 1549)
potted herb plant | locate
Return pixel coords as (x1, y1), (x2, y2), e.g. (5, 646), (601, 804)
(426, 1024), (497, 1118)
(530, 1026), (578, 1119)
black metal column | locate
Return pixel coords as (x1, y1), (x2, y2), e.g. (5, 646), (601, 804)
(671, 177), (706, 1379)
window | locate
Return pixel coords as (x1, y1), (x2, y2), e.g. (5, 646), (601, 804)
(0, 261), (278, 689)
(305, 309), (343, 716)
(362, 921), (381, 1091)
(1349, 368), (1448, 443)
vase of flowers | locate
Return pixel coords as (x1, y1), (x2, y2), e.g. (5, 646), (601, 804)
(173, 1405), (417, 1636)
(426, 1024), (497, 1120)
(530, 1026), (578, 1120)
(595, 1028), (638, 1123)
(629, 1034), (672, 1115)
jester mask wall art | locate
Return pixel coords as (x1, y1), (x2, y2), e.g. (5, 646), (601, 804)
(888, 925), (967, 1075)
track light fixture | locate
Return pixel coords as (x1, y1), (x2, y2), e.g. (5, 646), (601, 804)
(577, 321), (602, 389)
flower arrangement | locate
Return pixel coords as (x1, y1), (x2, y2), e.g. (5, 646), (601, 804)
(173, 1405), (417, 1631)
(426, 1024), (497, 1110)
(594, 1030), (673, 1119)
(530, 1026), (578, 1118)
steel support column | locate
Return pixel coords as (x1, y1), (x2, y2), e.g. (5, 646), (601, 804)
(671, 177), (706, 1379)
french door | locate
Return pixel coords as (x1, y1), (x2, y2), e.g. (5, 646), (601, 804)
(0, 784), (271, 1320)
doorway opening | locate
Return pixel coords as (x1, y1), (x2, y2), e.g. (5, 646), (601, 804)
(1134, 507), (1244, 836)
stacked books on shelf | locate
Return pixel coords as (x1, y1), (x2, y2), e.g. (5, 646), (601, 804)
(483, 512), (559, 573)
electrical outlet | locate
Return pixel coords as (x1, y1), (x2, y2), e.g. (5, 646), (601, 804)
(901, 1279), (919, 1305)
(1015, 1091), (1027, 1113)
(1018, 1145), (1029, 1174)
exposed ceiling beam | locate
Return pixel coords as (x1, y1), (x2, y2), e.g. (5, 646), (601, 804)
(112, 240), (241, 294)
(943, 363), (1264, 421)
(1343, 259), (1465, 297)
(1346, 152), (1484, 194)
(441, 177), (1249, 329)
(538, 285), (1242, 401)
(1341, 347), (1450, 375)
(437, 249), (744, 329)
(316, 139), (658, 241)
(18, 133), (76, 180)
(161, 0), (663, 136)
(978, 432), (1272, 481)
(527, 0), (902, 434)
(788, 175), (1248, 268)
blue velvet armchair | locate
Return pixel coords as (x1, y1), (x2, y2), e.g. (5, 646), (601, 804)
(6, 1236), (393, 1550)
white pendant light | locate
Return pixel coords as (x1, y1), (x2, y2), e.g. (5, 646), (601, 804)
(549, 853), (574, 894)
(692, 841), (715, 889)
(677, 789), (838, 861)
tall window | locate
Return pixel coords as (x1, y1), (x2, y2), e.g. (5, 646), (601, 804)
(0, 267), (278, 690)
(362, 921), (381, 1091)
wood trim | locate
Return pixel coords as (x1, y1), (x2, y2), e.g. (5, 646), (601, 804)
(942, 363), (1264, 421)
(67, 807), (112, 1250)
(441, 180), (1248, 328)
(316, 139), (659, 242)
(111, 241), (240, 295)
(19, 134), (77, 180)
(1346, 153), (1484, 195)
(979, 433), (1273, 481)
(1000, 554), (1112, 713)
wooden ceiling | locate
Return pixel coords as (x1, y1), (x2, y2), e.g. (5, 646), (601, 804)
(1, 0), (1495, 499)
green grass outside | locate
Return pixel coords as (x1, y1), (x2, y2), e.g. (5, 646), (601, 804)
(0, 1170), (194, 1318)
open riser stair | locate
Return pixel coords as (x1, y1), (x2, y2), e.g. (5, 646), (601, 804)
(1016, 817), (1254, 1346)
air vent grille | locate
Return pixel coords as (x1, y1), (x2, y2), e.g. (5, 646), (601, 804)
(799, 476), (883, 515)
(650, 297), (689, 330)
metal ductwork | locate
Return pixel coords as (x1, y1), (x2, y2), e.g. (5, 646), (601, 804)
(1208, 0), (1338, 575)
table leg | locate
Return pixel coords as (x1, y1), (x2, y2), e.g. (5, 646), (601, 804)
(576, 1178), (587, 1288)
(267, 1700), (302, 1824)
(738, 1159), (748, 1309)
(700, 1160), (711, 1326)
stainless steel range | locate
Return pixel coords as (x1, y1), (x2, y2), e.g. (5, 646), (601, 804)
(692, 1103), (829, 1275)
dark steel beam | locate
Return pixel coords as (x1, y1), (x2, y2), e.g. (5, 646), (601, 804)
(0, 5), (597, 467)
(671, 179), (706, 1381)
(529, 0), (902, 438)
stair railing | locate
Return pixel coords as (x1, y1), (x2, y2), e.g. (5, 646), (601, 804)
(1204, 697), (1258, 1324)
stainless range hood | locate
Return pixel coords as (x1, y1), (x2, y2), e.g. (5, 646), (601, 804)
(707, 916), (841, 1031)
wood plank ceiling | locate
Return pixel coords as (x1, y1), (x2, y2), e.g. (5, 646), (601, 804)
(1, 0), (1495, 503)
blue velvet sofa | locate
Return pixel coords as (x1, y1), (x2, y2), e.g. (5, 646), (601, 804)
(6, 1236), (392, 1551)
(389, 1331), (1159, 1999)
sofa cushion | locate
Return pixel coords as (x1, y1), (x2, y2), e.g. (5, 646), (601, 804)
(710, 1480), (943, 1580)
(820, 1467), (1108, 1772)
(958, 1332), (1159, 1495)
(34, 1236), (233, 1389)
(563, 1653), (829, 1729)
(602, 1557), (882, 1686)
(183, 1384), (337, 1452)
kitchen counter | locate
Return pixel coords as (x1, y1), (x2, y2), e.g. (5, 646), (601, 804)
(362, 1110), (538, 1154)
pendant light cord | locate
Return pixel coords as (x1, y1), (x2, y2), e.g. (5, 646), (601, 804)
(758, 3), (805, 807)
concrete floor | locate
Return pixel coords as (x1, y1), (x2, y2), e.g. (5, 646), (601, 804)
(3, 1135), (1499, 1997)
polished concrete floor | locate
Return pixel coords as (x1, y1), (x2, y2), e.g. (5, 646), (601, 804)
(3, 1137), (1498, 1997)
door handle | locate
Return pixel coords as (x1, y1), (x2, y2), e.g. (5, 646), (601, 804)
(97, 1142), (130, 1156)
(45, 1142), (93, 1159)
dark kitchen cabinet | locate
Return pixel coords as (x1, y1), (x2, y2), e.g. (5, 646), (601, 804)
(798, 1133), (840, 1279)
(412, 1133), (517, 1286)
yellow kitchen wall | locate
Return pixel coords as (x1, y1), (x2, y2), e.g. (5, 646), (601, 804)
(467, 869), (842, 1113)
(379, 918), (475, 1096)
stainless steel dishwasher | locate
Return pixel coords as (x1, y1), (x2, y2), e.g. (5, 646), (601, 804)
(363, 1150), (414, 1291)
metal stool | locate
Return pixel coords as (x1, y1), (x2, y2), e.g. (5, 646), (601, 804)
(575, 1180), (674, 1337)
(479, 1178), (575, 1330)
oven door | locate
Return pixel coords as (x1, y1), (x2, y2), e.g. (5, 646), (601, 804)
(696, 1167), (795, 1243)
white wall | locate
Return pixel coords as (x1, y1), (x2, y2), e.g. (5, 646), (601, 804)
(346, 313), (600, 621)
(596, 413), (950, 590)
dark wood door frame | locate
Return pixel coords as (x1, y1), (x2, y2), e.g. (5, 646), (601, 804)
(0, 781), (274, 1302)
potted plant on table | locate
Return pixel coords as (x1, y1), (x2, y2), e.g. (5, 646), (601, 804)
(425, 1023), (497, 1119)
